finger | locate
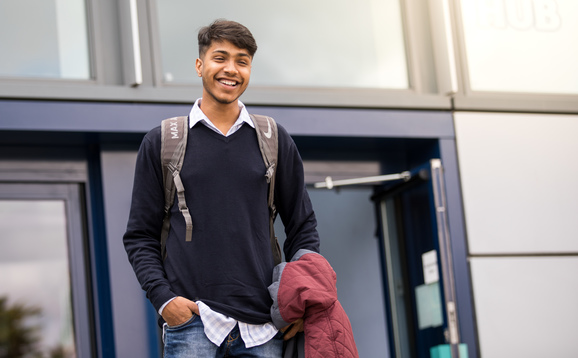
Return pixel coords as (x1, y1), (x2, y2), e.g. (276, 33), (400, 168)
(187, 300), (200, 315)
(283, 323), (301, 341)
(294, 318), (304, 331)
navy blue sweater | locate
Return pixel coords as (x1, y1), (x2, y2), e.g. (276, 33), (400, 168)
(123, 121), (320, 324)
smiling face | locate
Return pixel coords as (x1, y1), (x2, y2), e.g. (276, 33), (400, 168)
(196, 40), (252, 107)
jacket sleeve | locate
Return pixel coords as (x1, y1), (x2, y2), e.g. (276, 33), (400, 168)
(274, 124), (320, 261)
(123, 128), (176, 311)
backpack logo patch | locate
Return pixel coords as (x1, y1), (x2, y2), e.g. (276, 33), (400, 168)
(263, 117), (273, 139)
(169, 119), (179, 139)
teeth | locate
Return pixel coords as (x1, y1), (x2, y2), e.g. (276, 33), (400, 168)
(220, 80), (237, 86)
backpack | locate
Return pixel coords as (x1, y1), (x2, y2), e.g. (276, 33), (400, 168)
(159, 114), (282, 265)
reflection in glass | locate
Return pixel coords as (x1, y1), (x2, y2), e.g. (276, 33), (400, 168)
(0, 200), (76, 357)
(0, 0), (91, 80)
(155, 0), (408, 89)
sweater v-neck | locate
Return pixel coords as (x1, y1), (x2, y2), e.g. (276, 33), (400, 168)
(193, 121), (250, 143)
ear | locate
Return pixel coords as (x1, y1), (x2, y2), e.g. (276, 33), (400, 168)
(195, 58), (203, 77)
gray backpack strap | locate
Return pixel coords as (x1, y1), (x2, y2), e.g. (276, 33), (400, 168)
(160, 116), (192, 259)
(250, 114), (282, 265)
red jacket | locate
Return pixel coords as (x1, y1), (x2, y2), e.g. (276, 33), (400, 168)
(269, 250), (359, 357)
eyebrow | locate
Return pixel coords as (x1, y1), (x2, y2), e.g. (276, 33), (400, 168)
(212, 50), (251, 58)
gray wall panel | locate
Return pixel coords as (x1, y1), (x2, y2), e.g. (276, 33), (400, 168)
(275, 187), (390, 358)
(100, 149), (155, 358)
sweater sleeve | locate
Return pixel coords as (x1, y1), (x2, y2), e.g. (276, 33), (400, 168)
(274, 124), (320, 260)
(123, 128), (176, 311)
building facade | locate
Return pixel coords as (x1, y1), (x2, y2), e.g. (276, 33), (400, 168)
(1, 1), (577, 357)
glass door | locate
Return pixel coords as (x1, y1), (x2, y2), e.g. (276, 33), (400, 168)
(0, 183), (93, 357)
(373, 159), (464, 358)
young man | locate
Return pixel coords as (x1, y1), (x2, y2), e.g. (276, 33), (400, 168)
(123, 20), (320, 357)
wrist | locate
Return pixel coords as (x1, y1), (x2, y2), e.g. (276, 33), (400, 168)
(158, 296), (177, 315)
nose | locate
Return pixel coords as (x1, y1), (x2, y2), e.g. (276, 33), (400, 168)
(223, 60), (238, 75)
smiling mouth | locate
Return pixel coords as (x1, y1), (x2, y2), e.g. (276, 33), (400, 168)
(219, 79), (238, 87)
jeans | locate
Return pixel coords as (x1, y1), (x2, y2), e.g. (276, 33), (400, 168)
(163, 314), (283, 357)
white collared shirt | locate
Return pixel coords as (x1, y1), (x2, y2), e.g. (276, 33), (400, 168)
(188, 98), (255, 135)
(160, 98), (278, 348)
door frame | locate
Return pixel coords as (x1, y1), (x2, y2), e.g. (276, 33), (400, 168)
(371, 159), (464, 358)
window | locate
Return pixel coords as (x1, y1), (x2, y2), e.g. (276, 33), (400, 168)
(458, 0), (578, 94)
(0, 0), (91, 80)
(155, 0), (408, 89)
(0, 183), (93, 357)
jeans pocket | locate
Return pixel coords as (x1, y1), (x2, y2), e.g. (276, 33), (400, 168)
(165, 314), (197, 330)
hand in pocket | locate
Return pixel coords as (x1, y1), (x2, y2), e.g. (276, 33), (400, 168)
(162, 296), (200, 327)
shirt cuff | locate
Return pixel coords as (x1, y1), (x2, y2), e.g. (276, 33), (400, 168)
(158, 296), (177, 316)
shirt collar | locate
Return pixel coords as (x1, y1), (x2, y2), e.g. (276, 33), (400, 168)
(188, 98), (254, 132)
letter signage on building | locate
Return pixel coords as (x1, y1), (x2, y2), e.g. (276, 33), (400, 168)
(459, 0), (578, 94)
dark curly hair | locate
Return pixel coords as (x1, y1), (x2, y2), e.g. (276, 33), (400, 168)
(198, 19), (258, 58)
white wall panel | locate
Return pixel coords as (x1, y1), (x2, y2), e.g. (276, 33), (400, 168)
(470, 257), (578, 357)
(454, 112), (578, 254)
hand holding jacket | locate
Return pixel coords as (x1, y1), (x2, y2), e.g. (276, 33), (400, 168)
(269, 250), (359, 358)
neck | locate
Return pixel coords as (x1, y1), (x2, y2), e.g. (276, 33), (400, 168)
(199, 97), (241, 135)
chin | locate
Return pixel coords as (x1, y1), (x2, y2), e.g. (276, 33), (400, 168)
(216, 96), (239, 105)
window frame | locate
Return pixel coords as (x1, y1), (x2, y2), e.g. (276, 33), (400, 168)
(2, 0), (576, 113)
(0, 0), (455, 109)
(0, 166), (95, 357)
